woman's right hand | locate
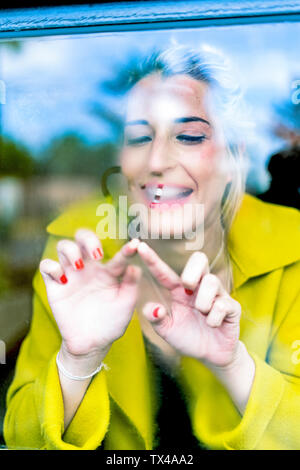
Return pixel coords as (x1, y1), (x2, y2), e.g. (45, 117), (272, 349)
(39, 229), (141, 366)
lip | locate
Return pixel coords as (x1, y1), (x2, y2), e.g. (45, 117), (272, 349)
(139, 182), (194, 209)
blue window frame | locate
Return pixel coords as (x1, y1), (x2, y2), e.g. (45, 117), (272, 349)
(0, 1), (299, 39)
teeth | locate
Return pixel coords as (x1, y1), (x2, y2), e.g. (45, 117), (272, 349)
(145, 186), (193, 201)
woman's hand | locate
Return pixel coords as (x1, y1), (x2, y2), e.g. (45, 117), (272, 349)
(39, 229), (142, 360)
(137, 242), (256, 415)
(137, 242), (241, 368)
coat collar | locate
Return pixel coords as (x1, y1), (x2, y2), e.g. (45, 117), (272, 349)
(45, 192), (300, 447)
(227, 193), (300, 288)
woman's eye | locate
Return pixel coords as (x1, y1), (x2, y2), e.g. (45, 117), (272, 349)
(125, 136), (152, 146)
(176, 134), (207, 144)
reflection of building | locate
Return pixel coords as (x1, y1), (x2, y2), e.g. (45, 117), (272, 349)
(0, 177), (23, 224)
(23, 175), (100, 216)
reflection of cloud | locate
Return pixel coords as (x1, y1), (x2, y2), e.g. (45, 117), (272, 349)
(240, 52), (293, 93)
(3, 40), (69, 77)
(1, 21), (300, 180)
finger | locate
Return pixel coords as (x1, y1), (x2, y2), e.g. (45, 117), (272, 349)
(206, 296), (241, 328)
(105, 238), (140, 278)
(142, 302), (169, 325)
(56, 239), (85, 271)
(194, 273), (225, 314)
(137, 242), (180, 290)
(75, 228), (104, 261)
(180, 252), (209, 293)
(118, 265), (142, 309)
(39, 259), (68, 285)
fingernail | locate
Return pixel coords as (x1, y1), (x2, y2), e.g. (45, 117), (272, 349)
(138, 242), (147, 253)
(93, 248), (103, 259)
(60, 274), (68, 284)
(185, 288), (194, 296)
(153, 306), (160, 318)
(97, 247), (103, 258)
(75, 259), (84, 270)
(129, 239), (139, 249)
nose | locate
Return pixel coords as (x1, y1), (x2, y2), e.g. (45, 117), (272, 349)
(147, 137), (176, 175)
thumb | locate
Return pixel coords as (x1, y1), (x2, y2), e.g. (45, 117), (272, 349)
(142, 302), (169, 329)
(118, 264), (142, 307)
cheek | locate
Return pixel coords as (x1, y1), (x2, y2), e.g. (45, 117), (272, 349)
(120, 149), (144, 179)
(182, 141), (225, 182)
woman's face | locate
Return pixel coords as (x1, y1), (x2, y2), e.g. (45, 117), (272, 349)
(120, 73), (230, 240)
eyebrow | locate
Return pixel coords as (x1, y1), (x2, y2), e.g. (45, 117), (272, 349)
(125, 119), (149, 126)
(125, 116), (210, 126)
(174, 116), (210, 126)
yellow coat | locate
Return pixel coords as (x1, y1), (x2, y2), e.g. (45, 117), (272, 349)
(4, 193), (300, 450)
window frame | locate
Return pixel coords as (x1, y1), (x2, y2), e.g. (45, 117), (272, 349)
(0, 1), (299, 40)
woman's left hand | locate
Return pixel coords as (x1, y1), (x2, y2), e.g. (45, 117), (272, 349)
(137, 242), (242, 369)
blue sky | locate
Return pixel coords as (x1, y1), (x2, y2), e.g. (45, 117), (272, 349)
(1, 20), (300, 191)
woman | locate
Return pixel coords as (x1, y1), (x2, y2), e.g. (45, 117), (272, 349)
(4, 46), (300, 450)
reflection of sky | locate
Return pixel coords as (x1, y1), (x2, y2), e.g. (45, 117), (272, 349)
(1, 21), (300, 191)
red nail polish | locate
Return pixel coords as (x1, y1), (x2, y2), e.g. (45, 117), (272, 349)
(93, 248), (103, 259)
(60, 274), (68, 284)
(75, 259), (84, 270)
(185, 288), (194, 296)
(153, 307), (160, 318)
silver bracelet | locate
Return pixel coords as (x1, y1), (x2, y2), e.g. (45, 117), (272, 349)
(56, 351), (110, 381)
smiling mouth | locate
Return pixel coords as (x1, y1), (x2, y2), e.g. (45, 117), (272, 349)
(140, 184), (194, 207)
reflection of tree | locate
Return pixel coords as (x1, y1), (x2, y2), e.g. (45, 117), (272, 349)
(0, 132), (118, 179)
(37, 133), (118, 177)
(1, 41), (22, 53)
(0, 137), (35, 242)
(0, 137), (34, 178)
